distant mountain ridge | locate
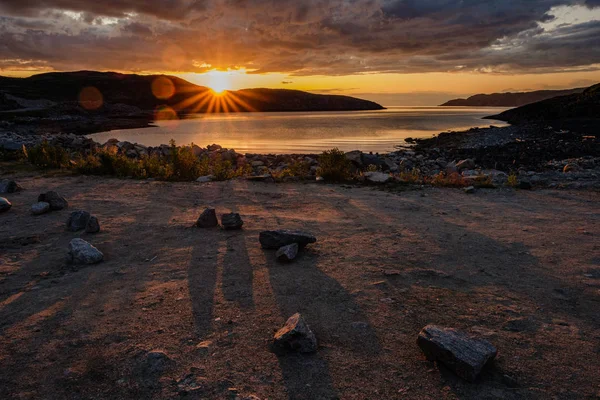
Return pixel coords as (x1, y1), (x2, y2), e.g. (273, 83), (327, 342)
(0, 71), (384, 113)
(440, 88), (586, 107)
(485, 83), (600, 125)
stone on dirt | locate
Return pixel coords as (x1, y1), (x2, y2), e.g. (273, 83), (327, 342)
(67, 210), (91, 231)
(259, 230), (317, 249)
(0, 197), (11, 213)
(38, 191), (68, 210)
(273, 313), (318, 353)
(31, 201), (50, 215)
(0, 179), (21, 194)
(417, 325), (497, 382)
(517, 181), (533, 190)
(85, 216), (100, 233)
(464, 186), (476, 194)
(68, 238), (104, 264)
(364, 171), (391, 184)
(196, 175), (215, 183)
(276, 243), (299, 262)
(196, 208), (218, 228)
(221, 213), (244, 230)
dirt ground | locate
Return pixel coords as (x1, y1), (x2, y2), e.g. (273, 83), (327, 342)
(0, 174), (599, 399)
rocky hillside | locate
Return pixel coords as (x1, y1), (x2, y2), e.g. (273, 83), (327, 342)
(440, 87), (585, 107)
(485, 83), (600, 125)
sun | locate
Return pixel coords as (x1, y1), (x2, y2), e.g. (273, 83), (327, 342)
(206, 70), (232, 93)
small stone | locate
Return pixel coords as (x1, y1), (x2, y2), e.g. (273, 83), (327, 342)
(563, 163), (580, 173)
(276, 243), (299, 262)
(273, 313), (318, 353)
(363, 171), (391, 183)
(196, 175), (215, 183)
(38, 191), (68, 210)
(259, 230), (317, 249)
(31, 202), (50, 215)
(67, 238), (104, 265)
(0, 179), (21, 193)
(66, 211), (91, 231)
(196, 208), (218, 228)
(221, 213), (243, 230)
(464, 186), (476, 194)
(85, 216), (100, 233)
(517, 181), (532, 190)
(417, 325), (497, 382)
(0, 197), (11, 213)
(384, 270), (401, 276)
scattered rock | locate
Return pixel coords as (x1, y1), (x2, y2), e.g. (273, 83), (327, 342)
(259, 230), (317, 249)
(417, 325), (497, 382)
(31, 202), (50, 215)
(196, 208), (218, 228)
(464, 186), (476, 194)
(276, 243), (299, 262)
(66, 211), (91, 231)
(363, 171), (391, 183)
(221, 213), (244, 230)
(0, 179), (21, 194)
(196, 175), (215, 183)
(85, 216), (100, 233)
(273, 313), (318, 353)
(67, 238), (104, 264)
(0, 197), (11, 213)
(38, 191), (68, 210)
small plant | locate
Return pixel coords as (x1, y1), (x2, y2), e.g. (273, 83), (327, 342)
(506, 172), (518, 187)
(317, 148), (351, 182)
(25, 141), (69, 169)
(398, 168), (422, 184)
(366, 164), (378, 172)
(430, 172), (467, 187)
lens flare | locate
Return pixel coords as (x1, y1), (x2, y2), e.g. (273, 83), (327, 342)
(154, 105), (178, 121)
(152, 76), (175, 100)
(79, 86), (103, 110)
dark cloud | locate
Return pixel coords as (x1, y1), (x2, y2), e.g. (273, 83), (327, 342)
(0, 0), (599, 75)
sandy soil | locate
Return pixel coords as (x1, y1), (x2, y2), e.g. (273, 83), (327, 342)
(0, 175), (599, 399)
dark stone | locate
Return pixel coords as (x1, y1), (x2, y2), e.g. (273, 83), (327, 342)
(196, 208), (218, 228)
(221, 213), (243, 230)
(273, 313), (317, 353)
(276, 243), (299, 262)
(417, 325), (497, 382)
(85, 216), (100, 233)
(67, 211), (91, 232)
(31, 202), (50, 215)
(0, 197), (12, 213)
(0, 179), (21, 194)
(68, 238), (104, 264)
(517, 181), (532, 190)
(38, 191), (68, 210)
(259, 230), (317, 249)
(464, 186), (476, 194)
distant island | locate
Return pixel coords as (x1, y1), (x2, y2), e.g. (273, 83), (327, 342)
(0, 71), (384, 135)
(440, 87), (586, 107)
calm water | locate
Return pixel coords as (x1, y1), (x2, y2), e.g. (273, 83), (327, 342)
(91, 107), (509, 154)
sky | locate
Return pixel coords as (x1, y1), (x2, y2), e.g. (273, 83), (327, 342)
(1, 0), (600, 105)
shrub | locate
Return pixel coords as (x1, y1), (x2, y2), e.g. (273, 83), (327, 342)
(398, 168), (422, 184)
(430, 172), (467, 187)
(317, 148), (351, 182)
(506, 172), (518, 187)
(25, 140), (69, 169)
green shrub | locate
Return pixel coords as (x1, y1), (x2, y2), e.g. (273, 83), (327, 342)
(25, 141), (69, 169)
(317, 148), (351, 182)
(506, 172), (518, 187)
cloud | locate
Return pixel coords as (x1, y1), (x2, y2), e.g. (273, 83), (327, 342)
(0, 0), (599, 76)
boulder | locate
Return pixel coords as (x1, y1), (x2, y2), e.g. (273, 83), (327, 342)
(273, 313), (318, 353)
(221, 213), (243, 230)
(31, 202), (50, 215)
(259, 230), (317, 249)
(0, 197), (11, 213)
(276, 243), (299, 262)
(456, 159), (476, 172)
(38, 191), (68, 210)
(67, 211), (91, 231)
(0, 179), (21, 194)
(196, 208), (218, 228)
(417, 325), (497, 382)
(364, 171), (391, 184)
(345, 150), (363, 167)
(85, 216), (100, 233)
(67, 238), (104, 265)
(362, 153), (385, 169)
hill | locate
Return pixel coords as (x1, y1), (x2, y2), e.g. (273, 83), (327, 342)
(485, 83), (600, 125)
(440, 88), (585, 107)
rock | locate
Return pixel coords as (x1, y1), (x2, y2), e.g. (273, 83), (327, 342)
(464, 186), (476, 194)
(141, 350), (173, 376)
(247, 174), (274, 182)
(67, 238), (104, 264)
(196, 208), (218, 228)
(273, 313), (318, 353)
(31, 202), (50, 215)
(363, 153), (385, 169)
(363, 171), (391, 184)
(517, 181), (532, 190)
(251, 160), (265, 167)
(259, 230), (317, 249)
(0, 179), (21, 194)
(85, 216), (100, 233)
(221, 213), (243, 230)
(417, 325), (497, 382)
(563, 163), (580, 173)
(207, 144), (222, 152)
(345, 150), (363, 166)
(456, 159), (476, 171)
(66, 211), (91, 231)
(196, 175), (215, 183)
(38, 191), (68, 210)
(0, 197), (11, 213)
(276, 243), (299, 262)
